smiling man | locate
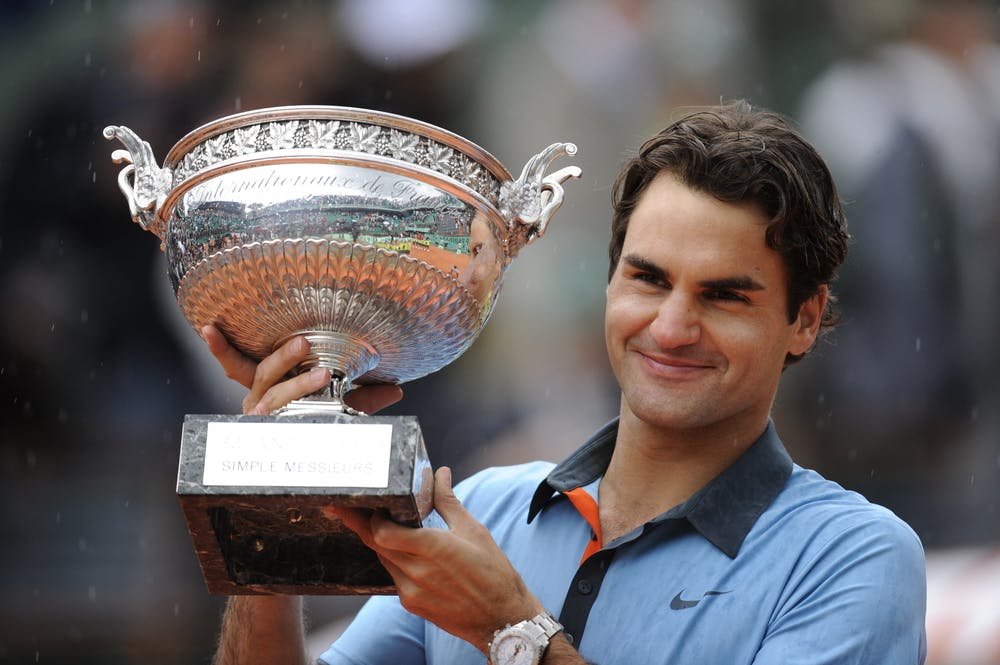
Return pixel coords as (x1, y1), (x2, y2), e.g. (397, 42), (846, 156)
(208, 101), (926, 665)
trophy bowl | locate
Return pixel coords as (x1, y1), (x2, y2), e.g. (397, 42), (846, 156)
(105, 106), (579, 409)
(104, 107), (579, 595)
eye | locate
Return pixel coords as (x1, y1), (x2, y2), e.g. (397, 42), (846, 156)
(630, 270), (668, 288)
(705, 289), (749, 304)
(470, 242), (483, 258)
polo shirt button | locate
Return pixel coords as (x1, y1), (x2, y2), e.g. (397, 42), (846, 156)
(576, 578), (593, 595)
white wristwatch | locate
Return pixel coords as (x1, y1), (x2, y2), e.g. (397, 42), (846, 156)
(489, 611), (563, 665)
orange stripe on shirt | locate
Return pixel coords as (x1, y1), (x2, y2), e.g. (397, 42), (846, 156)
(563, 487), (602, 565)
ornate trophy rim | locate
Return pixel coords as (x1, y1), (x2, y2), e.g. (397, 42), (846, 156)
(164, 105), (512, 181)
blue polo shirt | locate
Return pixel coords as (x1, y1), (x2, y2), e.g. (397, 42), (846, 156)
(320, 419), (926, 664)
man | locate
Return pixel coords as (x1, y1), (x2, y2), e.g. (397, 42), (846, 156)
(204, 101), (926, 664)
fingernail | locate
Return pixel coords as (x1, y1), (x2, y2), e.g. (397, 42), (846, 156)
(293, 337), (309, 353)
(309, 367), (328, 383)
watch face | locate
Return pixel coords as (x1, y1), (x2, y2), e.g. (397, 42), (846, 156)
(492, 631), (539, 665)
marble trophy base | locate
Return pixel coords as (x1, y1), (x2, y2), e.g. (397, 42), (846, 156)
(177, 413), (433, 595)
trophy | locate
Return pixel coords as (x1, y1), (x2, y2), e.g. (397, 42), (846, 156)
(104, 106), (579, 595)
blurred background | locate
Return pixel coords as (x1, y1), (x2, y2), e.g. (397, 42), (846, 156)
(1, 0), (998, 662)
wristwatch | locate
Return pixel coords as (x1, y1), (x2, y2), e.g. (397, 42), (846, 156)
(489, 611), (563, 665)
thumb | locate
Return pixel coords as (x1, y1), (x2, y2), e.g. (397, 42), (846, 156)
(432, 466), (471, 530)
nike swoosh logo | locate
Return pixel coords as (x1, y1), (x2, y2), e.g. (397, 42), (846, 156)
(669, 589), (732, 610)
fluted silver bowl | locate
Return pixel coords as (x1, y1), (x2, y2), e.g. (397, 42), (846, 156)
(104, 106), (579, 409)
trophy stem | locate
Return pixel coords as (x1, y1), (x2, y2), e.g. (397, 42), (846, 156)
(274, 330), (380, 417)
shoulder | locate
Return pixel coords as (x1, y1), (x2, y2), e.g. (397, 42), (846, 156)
(749, 467), (927, 660)
(771, 465), (923, 553)
(758, 465), (926, 603)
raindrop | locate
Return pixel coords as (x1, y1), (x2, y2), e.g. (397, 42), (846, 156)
(83, 51), (92, 67)
(80, 309), (89, 324)
(970, 474), (976, 487)
(92, 171), (97, 183)
(174, 602), (181, 616)
(197, 50), (202, 62)
(50, 322), (56, 333)
(88, 585), (97, 603)
(188, 16), (195, 29)
(914, 337), (921, 352)
(83, 0), (92, 14)
(234, 96), (242, 111)
(57, 408), (68, 424)
(55, 512), (61, 525)
(78, 537), (87, 551)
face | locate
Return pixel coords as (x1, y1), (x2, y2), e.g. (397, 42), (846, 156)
(459, 212), (502, 304)
(605, 174), (825, 440)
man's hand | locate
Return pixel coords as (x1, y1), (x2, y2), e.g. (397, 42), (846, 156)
(201, 324), (402, 415)
(329, 467), (545, 654)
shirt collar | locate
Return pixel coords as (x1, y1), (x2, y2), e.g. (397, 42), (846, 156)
(527, 418), (792, 558)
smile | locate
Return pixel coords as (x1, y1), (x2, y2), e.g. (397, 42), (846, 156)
(637, 351), (714, 377)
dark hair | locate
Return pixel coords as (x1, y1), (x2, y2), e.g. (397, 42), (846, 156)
(609, 100), (850, 364)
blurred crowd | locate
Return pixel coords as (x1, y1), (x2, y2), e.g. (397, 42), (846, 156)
(1, 0), (997, 663)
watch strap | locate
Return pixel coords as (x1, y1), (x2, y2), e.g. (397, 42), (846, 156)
(489, 611), (563, 664)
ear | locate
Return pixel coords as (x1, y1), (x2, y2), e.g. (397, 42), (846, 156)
(787, 285), (828, 357)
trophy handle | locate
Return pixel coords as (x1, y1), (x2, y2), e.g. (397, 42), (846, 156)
(103, 125), (172, 242)
(500, 143), (581, 254)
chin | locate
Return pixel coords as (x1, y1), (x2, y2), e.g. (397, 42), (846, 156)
(624, 394), (716, 431)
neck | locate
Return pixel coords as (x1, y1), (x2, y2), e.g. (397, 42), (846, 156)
(598, 404), (767, 543)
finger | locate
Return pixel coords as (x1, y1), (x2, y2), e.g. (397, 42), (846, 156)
(344, 384), (404, 414)
(201, 324), (257, 389)
(248, 366), (330, 415)
(323, 507), (416, 573)
(252, 336), (311, 393)
(322, 506), (376, 548)
(243, 336), (314, 413)
(429, 467), (474, 531)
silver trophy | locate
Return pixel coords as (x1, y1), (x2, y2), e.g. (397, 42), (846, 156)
(104, 106), (579, 594)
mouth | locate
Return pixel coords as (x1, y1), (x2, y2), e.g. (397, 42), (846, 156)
(636, 350), (714, 378)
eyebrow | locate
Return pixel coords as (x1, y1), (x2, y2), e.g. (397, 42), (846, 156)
(622, 254), (767, 292)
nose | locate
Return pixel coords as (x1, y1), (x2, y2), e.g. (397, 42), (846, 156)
(649, 292), (700, 349)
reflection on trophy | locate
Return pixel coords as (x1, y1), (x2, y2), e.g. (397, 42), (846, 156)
(104, 106), (579, 594)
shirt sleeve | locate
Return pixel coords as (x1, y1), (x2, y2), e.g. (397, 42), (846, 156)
(751, 514), (927, 665)
(317, 595), (426, 665)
